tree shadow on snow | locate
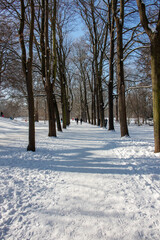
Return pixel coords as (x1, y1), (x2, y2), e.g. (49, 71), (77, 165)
(0, 141), (159, 176)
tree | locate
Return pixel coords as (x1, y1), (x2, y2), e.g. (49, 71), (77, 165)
(52, 0), (62, 132)
(76, 0), (108, 127)
(56, 27), (70, 129)
(107, 0), (116, 130)
(56, 0), (74, 129)
(40, 0), (56, 136)
(19, 0), (35, 151)
(136, 0), (160, 152)
(113, 0), (129, 137)
(127, 85), (152, 125)
(71, 40), (91, 123)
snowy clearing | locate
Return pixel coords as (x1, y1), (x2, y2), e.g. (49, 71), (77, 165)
(0, 117), (160, 240)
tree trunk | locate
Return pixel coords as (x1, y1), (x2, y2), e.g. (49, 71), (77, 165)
(136, 0), (160, 152)
(60, 75), (67, 129)
(108, 80), (114, 130)
(19, 0), (35, 151)
(108, 1), (115, 131)
(80, 83), (84, 120)
(151, 36), (160, 152)
(26, 60), (35, 151)
(62, 93), (67, 129)
(45, 87), (56, 136)
(114, 0), (129, 137)
(86, 104), (90, 124)
(66, 100), (70, 126)
(52, 0), (57, 85)
(92, 65), (97, 125)
(53, 93), (62, 132)
(45, 0), (56, 137)
(98, 75), (104, 127)
(116, 19), (129, 137)
(83, 74), (90, 123)
(35, 98), (39, 122)
(115, 95), (118, 121)
(96, 84), (100, 126)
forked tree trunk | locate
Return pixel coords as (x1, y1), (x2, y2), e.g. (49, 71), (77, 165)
(19, 0), (35, 151)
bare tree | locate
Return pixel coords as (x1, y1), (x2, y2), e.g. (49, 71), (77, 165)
(51, 0), (62, 132)
(56, 0), (74, 128)
(71, 40), (91, 123)
(76, 0), (108, 127)
(40, 0), (57, 136)
(107, 0), (116, 130)
(113, 0), (129, 137)
(19, 0), (35, 151)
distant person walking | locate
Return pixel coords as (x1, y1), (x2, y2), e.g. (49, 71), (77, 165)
(1, 112), (4, 117)
(80, 118), (83, 124)
(104, 118), (108, 128)
(75, 118), (79, 124)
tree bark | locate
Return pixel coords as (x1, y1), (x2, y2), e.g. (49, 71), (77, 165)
(53, 93), (62, 132)
(136, 0), (160, 152)
(35, 98), (39, 122)
(91, 0), (103, 127)
(151, 34), (160, 152)
(56, 23), (70, 129)
(51, 0), (62, 131)
(19, 0), (35, 151)
(82, 67), (90, 123)
(108, 0), (116, 131)
(44, 0), (56, 137)
(26, 59), (35, 151)
(61, 78), (67, 129)
(116, 19), (129, 136)
(66, 99), (70, 126)
(93, 65), (97, 125)
(114, 0), (129, 137)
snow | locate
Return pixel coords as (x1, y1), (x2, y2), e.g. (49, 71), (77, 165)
(0, 117), (160, 240)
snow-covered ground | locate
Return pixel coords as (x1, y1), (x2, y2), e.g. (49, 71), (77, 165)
(0, 117), (160, 240)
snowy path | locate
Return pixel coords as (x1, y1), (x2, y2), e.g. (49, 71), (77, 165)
(0, 118), (160, 240)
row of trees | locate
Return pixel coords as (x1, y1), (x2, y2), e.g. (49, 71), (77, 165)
(0, 0), (159, 152)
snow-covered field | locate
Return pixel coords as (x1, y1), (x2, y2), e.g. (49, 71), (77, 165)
(0, 117), (160, 240)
